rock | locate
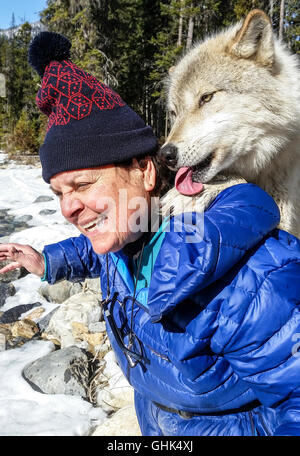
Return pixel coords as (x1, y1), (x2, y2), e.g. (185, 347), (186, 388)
(71, 322), (104, 355)
(43, 292), (102, 348)
(96, 351), (135, 412)
(0, 323), (11, 337)
(84, 333), (104, 351)
(0, 282), (16, 307)
(0, 222), (13, 235)
(6, 336), (33, 350)
(41, 333), (61, 347)
(83, 278), (102, 295)
(0, 261), (23, 282)
(0, 317), (40, 348)
(0, 210), (15, 237)
(0, 333), (5, 351)
(18, 267), (30, 279)
(10, 319), (40, 339)
(0, 302), (41, 324)
(13, 223), (31, 233)
(39, 209), (57, 216)
(0, 210), (31, 236)
(34, 196), (54, 203)
(70, 282), (83, 296)
(88, 321), (106, 333)
(37, 308), (59, 333)
(0, 209), (31, 235)
(25, 307), (45, 321)
(14, 215), (33, 223)
(82, 279), (103, 321)
(92, 405), (141, 436)
(71, 321), (89, 336)
(39, 280), (82, 304)
(23, 346), (90, 397)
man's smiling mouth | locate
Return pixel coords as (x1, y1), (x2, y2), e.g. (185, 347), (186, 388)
(80, 214), (107, 233)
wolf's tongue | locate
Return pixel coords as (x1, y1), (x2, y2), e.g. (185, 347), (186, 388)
(175, 167), (204, 196)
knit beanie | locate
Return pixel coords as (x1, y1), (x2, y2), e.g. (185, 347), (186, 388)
(28, 32), (158, 183)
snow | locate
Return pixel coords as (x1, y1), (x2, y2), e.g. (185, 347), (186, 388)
(0, 340), (106, 436)
(0, 161), (107, 436)
(0, 165), (78, 230)
(0, 153), (7, 165)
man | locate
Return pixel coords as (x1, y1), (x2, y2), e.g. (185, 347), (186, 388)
(0, 32), (300, 436)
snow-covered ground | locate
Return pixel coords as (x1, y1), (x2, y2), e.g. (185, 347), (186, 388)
(0, 340), (106, 436)
(0, 153), (6, 165)
(0, 154), (107, 435)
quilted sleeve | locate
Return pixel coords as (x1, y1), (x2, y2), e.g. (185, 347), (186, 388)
(211, 260), (300, 436)
(43, 234), (102, 284)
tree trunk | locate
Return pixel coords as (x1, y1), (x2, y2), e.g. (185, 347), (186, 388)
(147, 87), (152, 126)
(186, 3), (194, 50)
(177, 0), (184, 47)
(279, 0), (285, 40)
(269, 0), (274, 21)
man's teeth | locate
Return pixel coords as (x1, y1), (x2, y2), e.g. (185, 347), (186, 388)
(82, 216), (106, 232)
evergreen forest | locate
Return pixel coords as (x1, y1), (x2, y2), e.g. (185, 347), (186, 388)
(0, 0), (299, 155)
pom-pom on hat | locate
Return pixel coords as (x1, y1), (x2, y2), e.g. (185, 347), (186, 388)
(28, 32), (158, 183)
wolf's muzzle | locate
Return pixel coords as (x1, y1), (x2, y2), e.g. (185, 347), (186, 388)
(158, 143), (178, 169)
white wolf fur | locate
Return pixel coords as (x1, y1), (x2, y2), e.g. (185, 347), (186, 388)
(161, 10), (300, 237)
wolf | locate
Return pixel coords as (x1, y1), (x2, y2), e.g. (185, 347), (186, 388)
(159, 9), (300, 238)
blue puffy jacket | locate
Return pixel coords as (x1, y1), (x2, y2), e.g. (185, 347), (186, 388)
(43, 183), (300, 436)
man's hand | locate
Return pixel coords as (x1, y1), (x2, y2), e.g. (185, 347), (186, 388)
(0, 243), (45, 277)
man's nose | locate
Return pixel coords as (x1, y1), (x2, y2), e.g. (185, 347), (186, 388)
(60, 195), (84, 221)
(158, 143), (178, 169)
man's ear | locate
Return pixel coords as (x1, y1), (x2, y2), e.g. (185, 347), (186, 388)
(228, 9), (275, 67)
(142, 157), (156, 192)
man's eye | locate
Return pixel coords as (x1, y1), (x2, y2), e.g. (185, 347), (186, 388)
(76, 183), (91, 191)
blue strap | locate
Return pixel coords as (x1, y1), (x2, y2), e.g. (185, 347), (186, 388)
(41, 253), (48, 282)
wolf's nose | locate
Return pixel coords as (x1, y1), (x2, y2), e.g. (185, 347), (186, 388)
(158, 144), (178, 169)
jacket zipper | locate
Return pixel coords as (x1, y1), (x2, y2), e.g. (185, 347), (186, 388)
(248, 411), (256, 436)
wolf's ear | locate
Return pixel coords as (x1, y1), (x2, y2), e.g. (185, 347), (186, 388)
(229, 9), (274, 67)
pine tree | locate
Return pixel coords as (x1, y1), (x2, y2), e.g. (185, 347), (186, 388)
(279, 0), (285, 39)
(9, 109), (39, 155)
(0, 21), (46, 154)
(1, 0), (298, 146)
(285, 0), (300, 53)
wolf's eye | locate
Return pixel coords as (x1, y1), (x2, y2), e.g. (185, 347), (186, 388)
(199, 93), (214, 107)
(169, 110), (176, 118)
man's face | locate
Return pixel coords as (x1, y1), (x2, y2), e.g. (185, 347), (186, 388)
(50, 160), (156, 254)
